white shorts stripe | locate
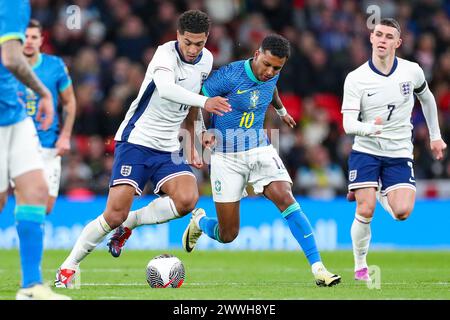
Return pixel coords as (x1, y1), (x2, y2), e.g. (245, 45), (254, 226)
(382, 183), (416, 195)
(112, 178), (143, 195)
(348, 181), (379, 191)
(154, 171), (196, 194)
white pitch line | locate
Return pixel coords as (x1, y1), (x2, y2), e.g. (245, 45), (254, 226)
(74, 282), (315, 287)
(81, 283), (147, 286)
(43, 268), (144, 273)
(380, 282), (449, 286)
(97, 296), (142, 299)
(72, 281), (449, 287)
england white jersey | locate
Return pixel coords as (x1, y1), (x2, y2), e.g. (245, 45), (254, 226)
(342, 57), (427, 158)
(115, 41), (213, 152)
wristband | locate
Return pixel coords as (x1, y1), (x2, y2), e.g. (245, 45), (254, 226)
(275, 107), (287, 117)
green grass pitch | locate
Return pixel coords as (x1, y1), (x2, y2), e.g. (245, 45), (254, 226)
(0, 250), (449, 300)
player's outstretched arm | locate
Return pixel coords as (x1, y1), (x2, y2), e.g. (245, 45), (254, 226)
(415, 87), (447, 160)
(154, 68), (231, 115)
(271, 87), (296, 128)
(56, 85), (77, 156)
(1, 39), (53, 130)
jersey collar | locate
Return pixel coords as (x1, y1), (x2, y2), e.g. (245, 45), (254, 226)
(175, 41), (203, 65)
(368, 56), (398, 77)
(244, 59), (263, 84)
(31, 53), (43, 70)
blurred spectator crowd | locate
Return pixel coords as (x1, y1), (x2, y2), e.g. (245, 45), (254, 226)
(30, 0), (450, 199)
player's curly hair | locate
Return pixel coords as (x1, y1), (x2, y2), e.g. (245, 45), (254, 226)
(177, 10), (211, 35)
(379, 18), (401, 35)
(261, 34), (290, 59)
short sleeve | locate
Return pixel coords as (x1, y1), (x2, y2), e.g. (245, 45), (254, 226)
(56, 58), (72, 93)
(341, 73), (362, 113)
(201, 64), (233, 97)
(412, 63), (427, 95)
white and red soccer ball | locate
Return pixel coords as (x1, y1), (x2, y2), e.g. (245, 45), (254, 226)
(146, 254), (185, 288)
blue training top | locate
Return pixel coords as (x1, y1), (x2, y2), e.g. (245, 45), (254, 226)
(18, 53), (72, 148)
(0, 0), (30, 126)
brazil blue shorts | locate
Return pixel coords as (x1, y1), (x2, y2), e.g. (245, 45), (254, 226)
(109, 141), (195, 195)
(347, 150), (416, 195)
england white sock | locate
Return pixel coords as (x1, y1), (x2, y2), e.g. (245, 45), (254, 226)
(351, 213), (372, 271)
(122, 196), (180, 230)
(311, 261), (325, 275)
(376, 191), (398, 220)
(60, 214), (112, 270)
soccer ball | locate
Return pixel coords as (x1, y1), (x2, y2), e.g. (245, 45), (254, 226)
(146, 253), (185, 288)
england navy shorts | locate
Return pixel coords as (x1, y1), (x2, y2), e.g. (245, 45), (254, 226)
(109, 141), (195, 195)
(347, 150), (416, 195)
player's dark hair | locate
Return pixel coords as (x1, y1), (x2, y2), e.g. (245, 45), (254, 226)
(177, 10), (211, 35)
(378, 18), (401, 35)
(261, 34), (290, 59)
(28, 19), (43, 32)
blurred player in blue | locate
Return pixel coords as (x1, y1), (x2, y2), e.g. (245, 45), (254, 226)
(18, 19), (76, 215)
(0, 0), (69, 299)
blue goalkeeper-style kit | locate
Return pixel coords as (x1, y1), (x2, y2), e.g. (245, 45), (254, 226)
(18, 53), (72, 147)
(0, 0), (30, 126)
(202, 59), (278, 152)
(0, 0), (48, 289)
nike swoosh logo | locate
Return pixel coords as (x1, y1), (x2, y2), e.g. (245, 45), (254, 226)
(409, 177), (416, 183)
(304, 233), (313, 239)
(237, 89), (252, 94)
(185, 229), (191, 251)
(367, 92), (377, 96)
(178, 78), (187, 81)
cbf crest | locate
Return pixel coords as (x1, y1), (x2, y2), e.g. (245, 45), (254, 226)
(249, 90), (259, 109)
(214, 179), (222, 193)
(121, 165), (132, 177)
(399, 82), (411, 96)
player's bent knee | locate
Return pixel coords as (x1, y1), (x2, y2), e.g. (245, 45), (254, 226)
(392, 203), (413, 221)
(104, 213), (127, 229)
(395, 213), (408, 221)
(220, 229), (239, 243)
(277, 195), (296, 211)
(173, 193), (198, 216)
(104, 207), (129, 229)
(394, 209), (411, 221)
(356, 203), (375, 218)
